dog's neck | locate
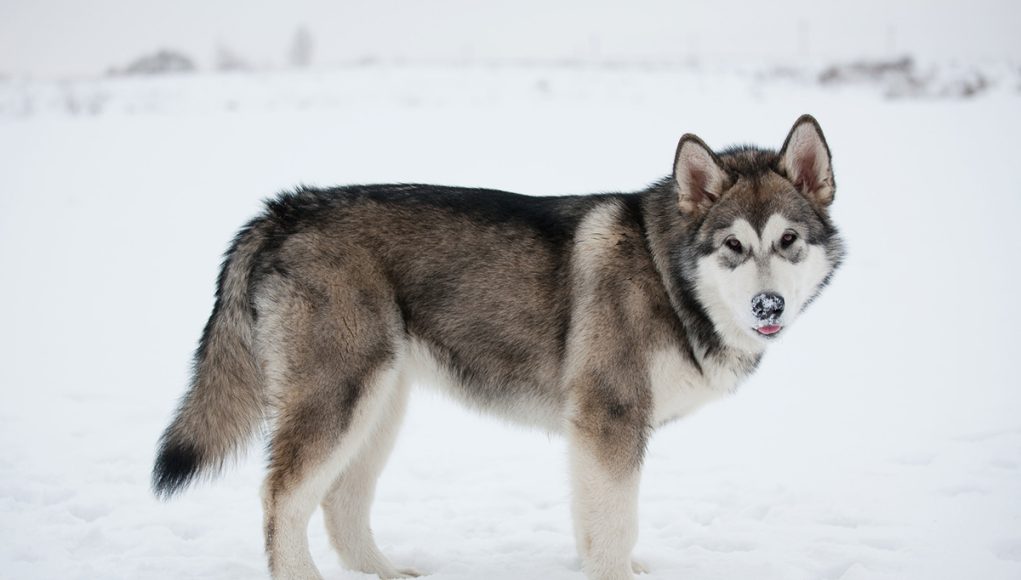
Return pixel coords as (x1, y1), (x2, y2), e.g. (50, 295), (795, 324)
(637, 180), (763, 375)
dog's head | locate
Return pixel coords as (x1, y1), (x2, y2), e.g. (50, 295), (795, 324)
(673, 115), (845, 353)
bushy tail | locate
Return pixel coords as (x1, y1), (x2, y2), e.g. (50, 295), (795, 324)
(152, 217), (271, 498)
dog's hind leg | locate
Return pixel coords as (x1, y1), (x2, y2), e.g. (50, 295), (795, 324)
(258, 273), (405, 580)
(261, 359), (404, 575)
(262, 359), (404, 580)
(321, 374), (420, 578)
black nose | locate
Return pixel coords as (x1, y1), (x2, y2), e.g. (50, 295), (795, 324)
(751, 292), (785, 320)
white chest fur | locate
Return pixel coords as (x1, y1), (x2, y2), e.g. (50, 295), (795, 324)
(647, 347), (747, 426)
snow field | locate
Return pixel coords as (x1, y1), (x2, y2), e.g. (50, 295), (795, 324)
(1, 66), (1019, 579)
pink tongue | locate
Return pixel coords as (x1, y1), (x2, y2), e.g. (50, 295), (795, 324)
(757, 325), (782, 335)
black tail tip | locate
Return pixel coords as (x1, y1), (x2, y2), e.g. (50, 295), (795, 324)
(152, 441), (202, 499)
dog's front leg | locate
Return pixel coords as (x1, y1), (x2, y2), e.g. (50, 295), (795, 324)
(568, 397), (647, 580)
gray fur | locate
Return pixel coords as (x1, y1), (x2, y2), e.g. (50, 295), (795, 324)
(153, 115), (844, 580)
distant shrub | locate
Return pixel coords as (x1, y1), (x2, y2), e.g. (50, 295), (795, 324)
(289, 26), (314, 68)
(110, 50), (197, 76)
(819, 56), (991, 99)
(215, 45), (251, 72)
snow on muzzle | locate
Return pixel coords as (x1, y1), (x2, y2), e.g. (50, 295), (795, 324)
(751, 292), (785, 335)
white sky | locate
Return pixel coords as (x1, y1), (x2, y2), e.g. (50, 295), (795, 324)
(1, 0), (1019, 78)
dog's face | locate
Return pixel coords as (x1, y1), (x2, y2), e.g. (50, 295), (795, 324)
(675, 116), (845, 352)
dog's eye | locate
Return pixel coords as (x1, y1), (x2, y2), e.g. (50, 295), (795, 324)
(724, 237), (743, 253)
(780, 232), (798, 249)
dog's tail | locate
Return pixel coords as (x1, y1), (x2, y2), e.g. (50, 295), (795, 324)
(152, 215), (272, 498)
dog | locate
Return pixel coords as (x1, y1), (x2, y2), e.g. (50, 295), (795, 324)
(153, 114), (844, 580)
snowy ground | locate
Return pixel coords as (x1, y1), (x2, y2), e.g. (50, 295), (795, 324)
(1, 66), (1020, 580)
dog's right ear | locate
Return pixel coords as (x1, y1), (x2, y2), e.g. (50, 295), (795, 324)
(673, 134), (729, 217)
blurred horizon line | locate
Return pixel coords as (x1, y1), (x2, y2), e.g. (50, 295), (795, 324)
(2, 51), (1018, 84)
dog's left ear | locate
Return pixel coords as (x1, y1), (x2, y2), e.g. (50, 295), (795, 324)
(779, 115), (835, 209)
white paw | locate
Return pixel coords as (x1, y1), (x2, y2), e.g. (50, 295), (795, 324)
(379, 568), (424, 579)
(631, 559), (649, 574)
(581, 562), (637, 580)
